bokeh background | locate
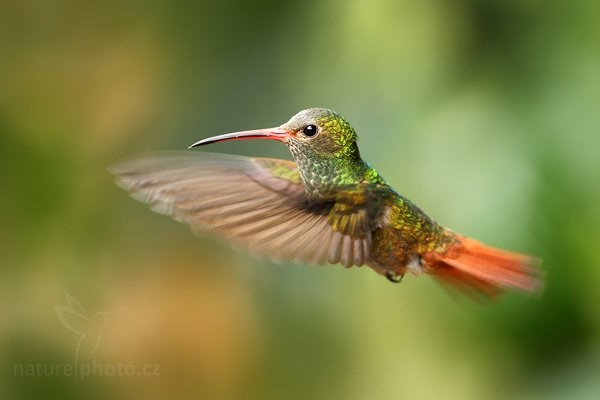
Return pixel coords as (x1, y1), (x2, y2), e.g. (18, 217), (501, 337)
(1, 1), (599, 399)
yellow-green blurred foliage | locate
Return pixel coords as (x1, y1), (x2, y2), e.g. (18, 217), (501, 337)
(1, 1), (599, 399)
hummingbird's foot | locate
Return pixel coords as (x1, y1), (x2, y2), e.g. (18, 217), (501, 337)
(386, 270), (404, 283)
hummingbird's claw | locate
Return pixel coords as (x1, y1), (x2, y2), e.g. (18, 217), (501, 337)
(386, 270), (404, 283)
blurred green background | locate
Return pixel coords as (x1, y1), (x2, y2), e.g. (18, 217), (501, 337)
(1, 0), (599, 399)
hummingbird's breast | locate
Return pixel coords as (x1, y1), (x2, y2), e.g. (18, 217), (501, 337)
(287, 142), (371, 201)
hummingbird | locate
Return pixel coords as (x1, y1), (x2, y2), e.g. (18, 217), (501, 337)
(111, 108), (543, 300)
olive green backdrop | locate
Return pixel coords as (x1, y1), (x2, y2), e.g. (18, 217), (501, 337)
(1, 1), (599, 399)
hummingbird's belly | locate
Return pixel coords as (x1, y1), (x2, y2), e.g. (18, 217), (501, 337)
(367, 198), (450, 277)
(370, 226), (416, 268)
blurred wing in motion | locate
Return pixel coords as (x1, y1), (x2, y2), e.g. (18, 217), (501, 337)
(109, 152), (372, 267)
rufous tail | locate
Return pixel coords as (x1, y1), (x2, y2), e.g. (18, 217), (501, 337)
(423, 234), (544, 300)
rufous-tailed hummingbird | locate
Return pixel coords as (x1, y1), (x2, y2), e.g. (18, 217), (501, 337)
(111, 108), (543, 299)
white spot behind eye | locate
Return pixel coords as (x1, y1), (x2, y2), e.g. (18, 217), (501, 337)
(407, 256), (423, 275)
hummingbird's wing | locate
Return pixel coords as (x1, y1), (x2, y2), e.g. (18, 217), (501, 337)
(110, 152), (373, 267)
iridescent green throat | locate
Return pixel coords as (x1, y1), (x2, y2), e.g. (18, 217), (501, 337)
(288, 142), (386, 201)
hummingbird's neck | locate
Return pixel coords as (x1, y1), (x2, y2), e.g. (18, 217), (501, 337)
(289, 142), (382, 201)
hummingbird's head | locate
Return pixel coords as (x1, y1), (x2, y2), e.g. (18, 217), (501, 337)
(189, 107), (359, 160)
(278, 108), (359, 160)
(189, 108), (366, 199)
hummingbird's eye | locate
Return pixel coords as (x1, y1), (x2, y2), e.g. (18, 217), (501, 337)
(302, 124), (318, 137)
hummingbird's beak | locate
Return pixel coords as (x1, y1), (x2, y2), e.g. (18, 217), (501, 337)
(188, 128), (288, 149)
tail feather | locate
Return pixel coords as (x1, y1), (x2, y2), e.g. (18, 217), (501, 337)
(425, 234), (544, 299)
(434, 266), (503, 301)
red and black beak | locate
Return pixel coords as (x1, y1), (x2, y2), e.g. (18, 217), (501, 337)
(188, 128), (288, 148)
